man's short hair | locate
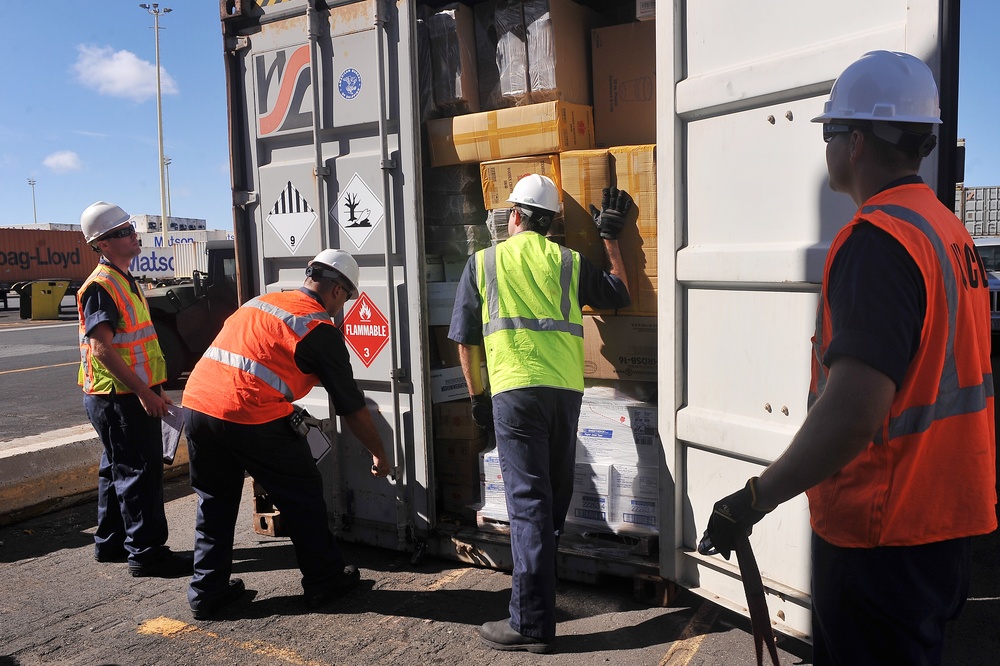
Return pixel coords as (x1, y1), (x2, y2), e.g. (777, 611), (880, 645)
(514, 204), (554, 233)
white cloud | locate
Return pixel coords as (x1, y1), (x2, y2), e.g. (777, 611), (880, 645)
(44, 151), (83, 173)
(73, 45), (178, 103)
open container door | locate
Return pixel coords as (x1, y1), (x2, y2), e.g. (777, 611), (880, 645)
(658, 0), (958, 641)
(221, 0), (430, 552)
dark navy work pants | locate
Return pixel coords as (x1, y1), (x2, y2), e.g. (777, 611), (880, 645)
(85, 391), (169, 562)
(184, 408), (345, 606)
(493, 386), (582, 640)
(811, 531), (972, 665)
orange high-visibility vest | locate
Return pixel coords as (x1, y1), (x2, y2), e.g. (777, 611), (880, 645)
(807, 183), (997, 547)
(182, 290), (331, 424)
(77, 263), (167, 394)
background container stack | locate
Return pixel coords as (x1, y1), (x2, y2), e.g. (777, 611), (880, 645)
(418, 0), (658, 544)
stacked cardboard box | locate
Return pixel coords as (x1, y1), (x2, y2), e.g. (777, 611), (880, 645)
(435, 401), (488, 522)
(427, 100), (594, 167)
(420, 6), (661, 536)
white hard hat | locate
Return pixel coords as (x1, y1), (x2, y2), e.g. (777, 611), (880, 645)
(80, 201), (132, 244)
(811, 51), (942, 124)
(506, 174), (561, 215)
(308, 249), (360, 299)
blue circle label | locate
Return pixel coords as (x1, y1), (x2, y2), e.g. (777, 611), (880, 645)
(339, 68), (362, 100)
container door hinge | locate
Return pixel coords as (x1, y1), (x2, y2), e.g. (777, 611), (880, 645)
(381, 158), (397, 170)
(314, 165), (331, 177)
(233, 191), (258, 208)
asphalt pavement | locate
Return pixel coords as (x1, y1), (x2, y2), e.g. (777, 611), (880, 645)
(1, 297), (998, 665)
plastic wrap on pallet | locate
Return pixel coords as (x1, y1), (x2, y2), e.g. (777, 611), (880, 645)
(486, 208), (511, 244)
(474, 0), (503, 111)
(416, 17), (440, 123)
(424, 223), (492, 257)
(428, 3), (479, 114)
(495, 0), (531, 106)
(424, 164), (482, 196)
(423, 193), (487, 227)
(523, 0), (555, 100)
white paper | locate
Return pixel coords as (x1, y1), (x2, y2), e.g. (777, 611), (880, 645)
(161, 405), (185, 465)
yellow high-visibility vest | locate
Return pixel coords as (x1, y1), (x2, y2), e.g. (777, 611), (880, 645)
(475, 232), (584, 395)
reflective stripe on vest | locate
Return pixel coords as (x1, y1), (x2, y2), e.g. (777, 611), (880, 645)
(476, 233), (584, 394)
(811, 203), (993, 440)
(77, 264), (166, 393)
(181, 290), (331, 424)
(807, 184), (996, 546)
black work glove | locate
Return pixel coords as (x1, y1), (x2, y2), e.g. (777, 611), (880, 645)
(698, 478), (768, 560)
(470, 392), (494, 432)
(588, 187), (634, 240)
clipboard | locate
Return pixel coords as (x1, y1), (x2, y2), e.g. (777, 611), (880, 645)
(161, 405), (185, 465)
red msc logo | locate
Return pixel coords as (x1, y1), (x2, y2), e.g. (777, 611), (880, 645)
(255, 45), (312, 136)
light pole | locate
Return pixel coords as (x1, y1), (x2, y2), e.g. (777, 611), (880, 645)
(27, 178), (37, 224)
(163, 156), (172, 218)
(139, 3), (172, 248)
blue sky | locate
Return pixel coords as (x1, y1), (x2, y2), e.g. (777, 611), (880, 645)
(1, 2), (998, 231)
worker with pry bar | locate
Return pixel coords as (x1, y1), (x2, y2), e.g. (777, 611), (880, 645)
(701, 51), (996, 665)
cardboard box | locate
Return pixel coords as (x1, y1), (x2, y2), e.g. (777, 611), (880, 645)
(599, 144), (657, 315)
(425, 255), (445, 282)
(592, 21), (656, 147)
(434, 435), (489, 485)
(429, 365), (478, 403)
(611, 464), (658, 499)
(423, 193), (487, 227)
(427, 101), (594, 167)
(566, 491), (610, 528)
(561, 149), (611, 269)
(582, 315), (657, 381)
(612, 495), (658, 533)
(480, 155), (562, 210)
(432, 326), (463, 367)
(441, 482), (481, 516)
(480, 447), (503, 485)
(443, 256), (469, 281)
(427, 281), (459, 326)
(434, 400), (485, 439)
(636, 0), (655, 21)
(574, 461), (611, 495)
(427, 3), (480, 113)
(424, 224), (492, 258)
(576, 389), (658, 465)
(524, 0), (598, 105)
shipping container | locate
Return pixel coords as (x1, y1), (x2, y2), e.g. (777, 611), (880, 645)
(219, 0), (958, 643)
(0, 228), (99, 294)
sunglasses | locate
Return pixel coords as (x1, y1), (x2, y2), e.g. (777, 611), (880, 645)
(101, 224), (136, 240)
(823, 123), (855, 143)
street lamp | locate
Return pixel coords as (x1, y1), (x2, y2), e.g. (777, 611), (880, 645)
(163, 156), (172, 218)
(139, 3), (172, 247)
(27, 178), (37, 224)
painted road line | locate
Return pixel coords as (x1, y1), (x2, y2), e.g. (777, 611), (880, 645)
(0, 322), (79, 332)
(138, 617), (328, 666)
(0, 423), (95, 454)
(658, 599), (720, 665)
(0, 361), (78, 375)
(426, 567), (472, 591)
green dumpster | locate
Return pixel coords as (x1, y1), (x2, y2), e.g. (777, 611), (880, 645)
(28, 281), (70, 320)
